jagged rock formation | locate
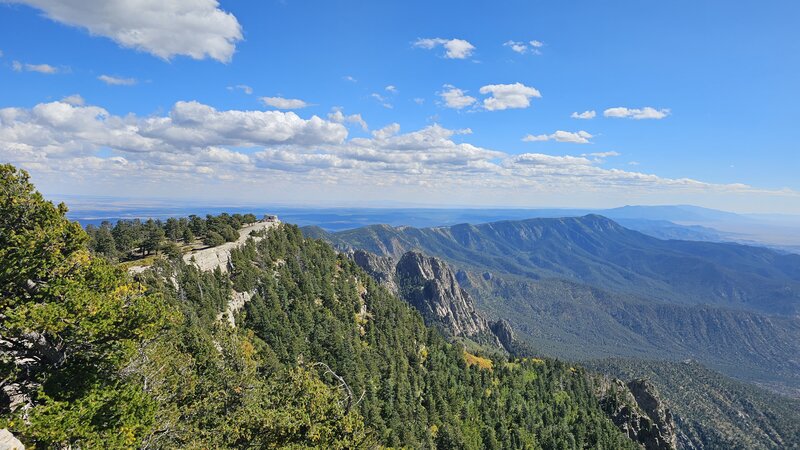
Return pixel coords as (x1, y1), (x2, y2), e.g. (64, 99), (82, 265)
(351, 249), (506, 348)
(351, 250), (398, 295)
(597, 378), (677, 450)
(490, 319), (515, 350)
(626, 380), (677, 450)
(396, 252), (494, 339)
(0, 429), (24, 450)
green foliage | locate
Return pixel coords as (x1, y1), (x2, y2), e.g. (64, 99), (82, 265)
(141, 224), (635, 449)
(85, 211), (259, 262)
(203, 230), (226, 247)
(1, 165), (641, 448)
(309, 218), (800, 393)
(0, 164), (171, 448)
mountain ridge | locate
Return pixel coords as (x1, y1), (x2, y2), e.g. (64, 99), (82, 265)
(304, 215), (800, 394)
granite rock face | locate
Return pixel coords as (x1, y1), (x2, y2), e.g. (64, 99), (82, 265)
(351, 249), (508, 348)
(598, 378), (677, 450)
(489, 319), (515, 350)
(351, 250), (399, 296)
(396, 252), (495, 339)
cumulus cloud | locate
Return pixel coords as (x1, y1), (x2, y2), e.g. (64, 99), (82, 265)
(503, 41), (527, 54)
(523, 130), (593, 144)
(98, 74), (137, 85)
(1, 98), (788, 207)
(571, 110), (596, 119)
(0, 100), (347, 167)
(480, 83), (541, 111)
(413, 38), (475, 59)
(328, 108), (368, 132)
(439, 84), (477, 110)
(8, 0), (242, 62)
(60, 94), (84, 106)
(385, 85), (398, 93)
(503, 40), (544, 55)
(12, 60), (59, 73)
(604, 106), (670, 120)
(261, 97), (310, 110)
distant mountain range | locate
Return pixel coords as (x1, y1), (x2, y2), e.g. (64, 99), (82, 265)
(66, 201), (800, 254)
(303, 215), (800, 396)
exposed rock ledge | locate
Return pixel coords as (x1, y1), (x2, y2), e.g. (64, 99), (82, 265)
(0, 429), (24, 450)
(183, 220), (280, 273)
(217, 290), (254, 327)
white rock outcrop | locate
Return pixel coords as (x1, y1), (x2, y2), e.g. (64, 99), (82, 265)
(218, 290), (254, 327)
(183, 220), (280, 273)
(0, 429), (24, 450)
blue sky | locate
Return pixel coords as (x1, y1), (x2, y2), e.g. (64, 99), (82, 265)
(1, 0), (799, 213)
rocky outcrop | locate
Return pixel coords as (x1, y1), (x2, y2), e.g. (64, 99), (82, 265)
(489, 319), (515, 350)
(626, 379), (677, 450)
(0, 429), (24, 450)
(183, 220), (280, 273)
(396, 252), (494, 339)
(217, 290), (254, 327)
(597, 378), (677, 450)
(351, 249), (518, 349)
(351, 250), (398, 296)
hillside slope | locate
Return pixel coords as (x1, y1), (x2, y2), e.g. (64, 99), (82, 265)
(587, 359), (800, 450)
(136, 224), (641, 448)
(314, 215), (800, 315)
(307, 216), (800, 393)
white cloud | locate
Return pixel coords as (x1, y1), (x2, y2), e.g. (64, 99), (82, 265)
(328, 108), (368, 132)
(227, 84), (253, 95)
(8, 0), (242, 62)
(61, 94), (84, 106)
(509, 153), (593, 167)
(503, 40), (527, 54)
(413, 38), (475, 59)
(439, 84), (477, 109)
(385, 85), (398, 93)
(2, 98), (791, 209)
(587, 151), (620, 158)
(0, 100), (347, 167)
(98, 74), (137, 86)
(480, 83), (541, 111)
(343, 75), (357, 82)
(503, 40), (544, 55)
(370, 93), (392, 109)
(571, 110), (596, 119)
(261, 97), (310, 110)
(12, 60), (59, 73)
(523, 130), (593, 144)
(604, 106), (670, 120)
(413, 98), (425, 105)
